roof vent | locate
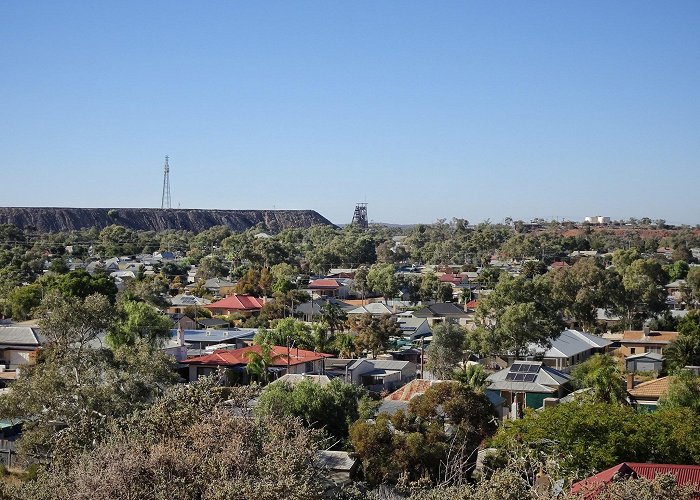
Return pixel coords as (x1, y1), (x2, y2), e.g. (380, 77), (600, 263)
(643, 326), (651, 336)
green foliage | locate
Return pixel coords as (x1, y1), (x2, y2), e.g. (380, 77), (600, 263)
(426, 322), (466, 379)
(245, 341), (285, 385)
(570, 354), (627, 404)
(453, 364), (489, 392)
(256, 378), (372, 443)
(367, 263), (399, 301)
(665, 311), (700, 371)
(490, 401), (700, 476)
(350, 382), (496, 486)
(2, 283), (43, 320)
(348, 313), (400, 358)
(658, 371), (700, 413)
(471, 274), (563, 358)
(40, 269), (118, 303)
(106, 299), (172, 348)
(254, 318), (314, 350)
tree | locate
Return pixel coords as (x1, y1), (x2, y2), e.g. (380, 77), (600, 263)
(318, 302), (347, 336)
(350, 382), (496, 486)
(255, 378), (373, 443)
(254, 318), (313, 350)
(471, 275), (563, 358)
(658, 370), (700, 413)
(665, 311), (700, 371)
(571, 354), (627, 404)
(197, 254), (228, 280)
(454, 364), (489, 392)
(14, 385), (328, 500)
(686, 266), (700, 303)
(2, 283), (42, 320)
(245, 341), (285, 385)
(41, 269), (118, 303)
(547, 258), (605, 330)
(106, 299), (172, 348)
(0, 292), (176, 463)
(348, 313), (399, 358)
(367, 263), (399, 303)
(426, 322), (466, 379)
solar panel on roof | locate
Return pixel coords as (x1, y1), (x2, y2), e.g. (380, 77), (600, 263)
(514, 373), (526, 381)
(510, 363), (523, 372)
(527, 364), (539, 373)
(505, 373), (516, 381)
(524, 374), (537, 382)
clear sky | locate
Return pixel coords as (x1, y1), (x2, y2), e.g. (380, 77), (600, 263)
(2, 1), (699, 225)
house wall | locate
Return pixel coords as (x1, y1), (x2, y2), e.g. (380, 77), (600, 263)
(618, 343), (667, 357)
(1, 349), (35, 369)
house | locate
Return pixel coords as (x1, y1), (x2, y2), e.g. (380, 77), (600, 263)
(196, 317), (230, 329)
(347, 302), (393, 317)
(486, 361), (572, 419)
(571, 462), (700, 497)
(627, 375), (670, 411)
(498, 329), (612, 373)
(395, 317), (431, 341)
(173, 328), (257, 352)
(625, 352), (663, 373)
(168, 313), (197, 331)
(342, 358), (416, 393)
(595, 308), (623, 331)
(295, 297), (353, 322)
(167, 294), (211, 315)
(197, 278), (237, 297)
(205, 294), (265, 316)
(182, 345), (331, 383)
(617, 327), (678, 357)
(0, 327), (41, 370)
(305, 279), (351, 299)
(412, 302), (471, 326)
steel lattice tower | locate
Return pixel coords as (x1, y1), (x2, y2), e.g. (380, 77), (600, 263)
(351, 203), (368, 228)
(161, 155), (171, 209)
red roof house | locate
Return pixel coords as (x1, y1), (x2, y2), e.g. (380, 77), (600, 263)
(205, 294), (265, 315)
(571, 462), (700, 497)
(182, 345), (333, 383)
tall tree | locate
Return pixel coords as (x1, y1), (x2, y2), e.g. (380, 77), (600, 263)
(471, 275), (563, 358)
(571, 354), (627, 404)
(107, 299), (172, 348)
(366, 263), (399, 303)
(426, 322), (466, 379)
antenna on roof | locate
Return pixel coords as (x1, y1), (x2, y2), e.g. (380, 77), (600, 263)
(161, 155), (172, 209)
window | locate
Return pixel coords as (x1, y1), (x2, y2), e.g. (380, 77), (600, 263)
(304, 361), (314, 373)
(630, 348), (636, 354)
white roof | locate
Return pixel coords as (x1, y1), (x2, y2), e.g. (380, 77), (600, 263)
(347, 303), (393, 315)
(528, 329), (611, 359)
(487, 361), (571, 392)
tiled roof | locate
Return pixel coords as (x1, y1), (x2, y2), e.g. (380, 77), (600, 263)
(307, 279), (341, 289)
(205, 294), (264, 311)
(182, 345), (332, 367)
(571, 462), (700, 496)
(622, 330), (678, 343)
(628, 376), (670, 399)
(384, 379), (444, 401)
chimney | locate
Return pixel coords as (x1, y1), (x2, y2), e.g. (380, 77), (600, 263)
(177, 325), (185, 346)
(643, 325), (651, 337)
(627, 373), (635, 390)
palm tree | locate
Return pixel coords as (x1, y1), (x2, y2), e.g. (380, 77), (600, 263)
(454, 364), (489, 392)
(665, 336), (700, 372)
(572, 354), (628, 404)
(332, 333), (356, 358)
(244, 342), (285, 385)
(319, 302), (347, 336)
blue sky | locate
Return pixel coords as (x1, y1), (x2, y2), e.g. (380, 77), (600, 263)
(2, 1), (699, 225)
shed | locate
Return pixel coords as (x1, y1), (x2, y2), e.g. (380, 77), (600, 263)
(625, 352), (663, 373)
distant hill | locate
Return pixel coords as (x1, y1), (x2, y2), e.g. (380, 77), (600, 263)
(0, 207), (335, 233)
